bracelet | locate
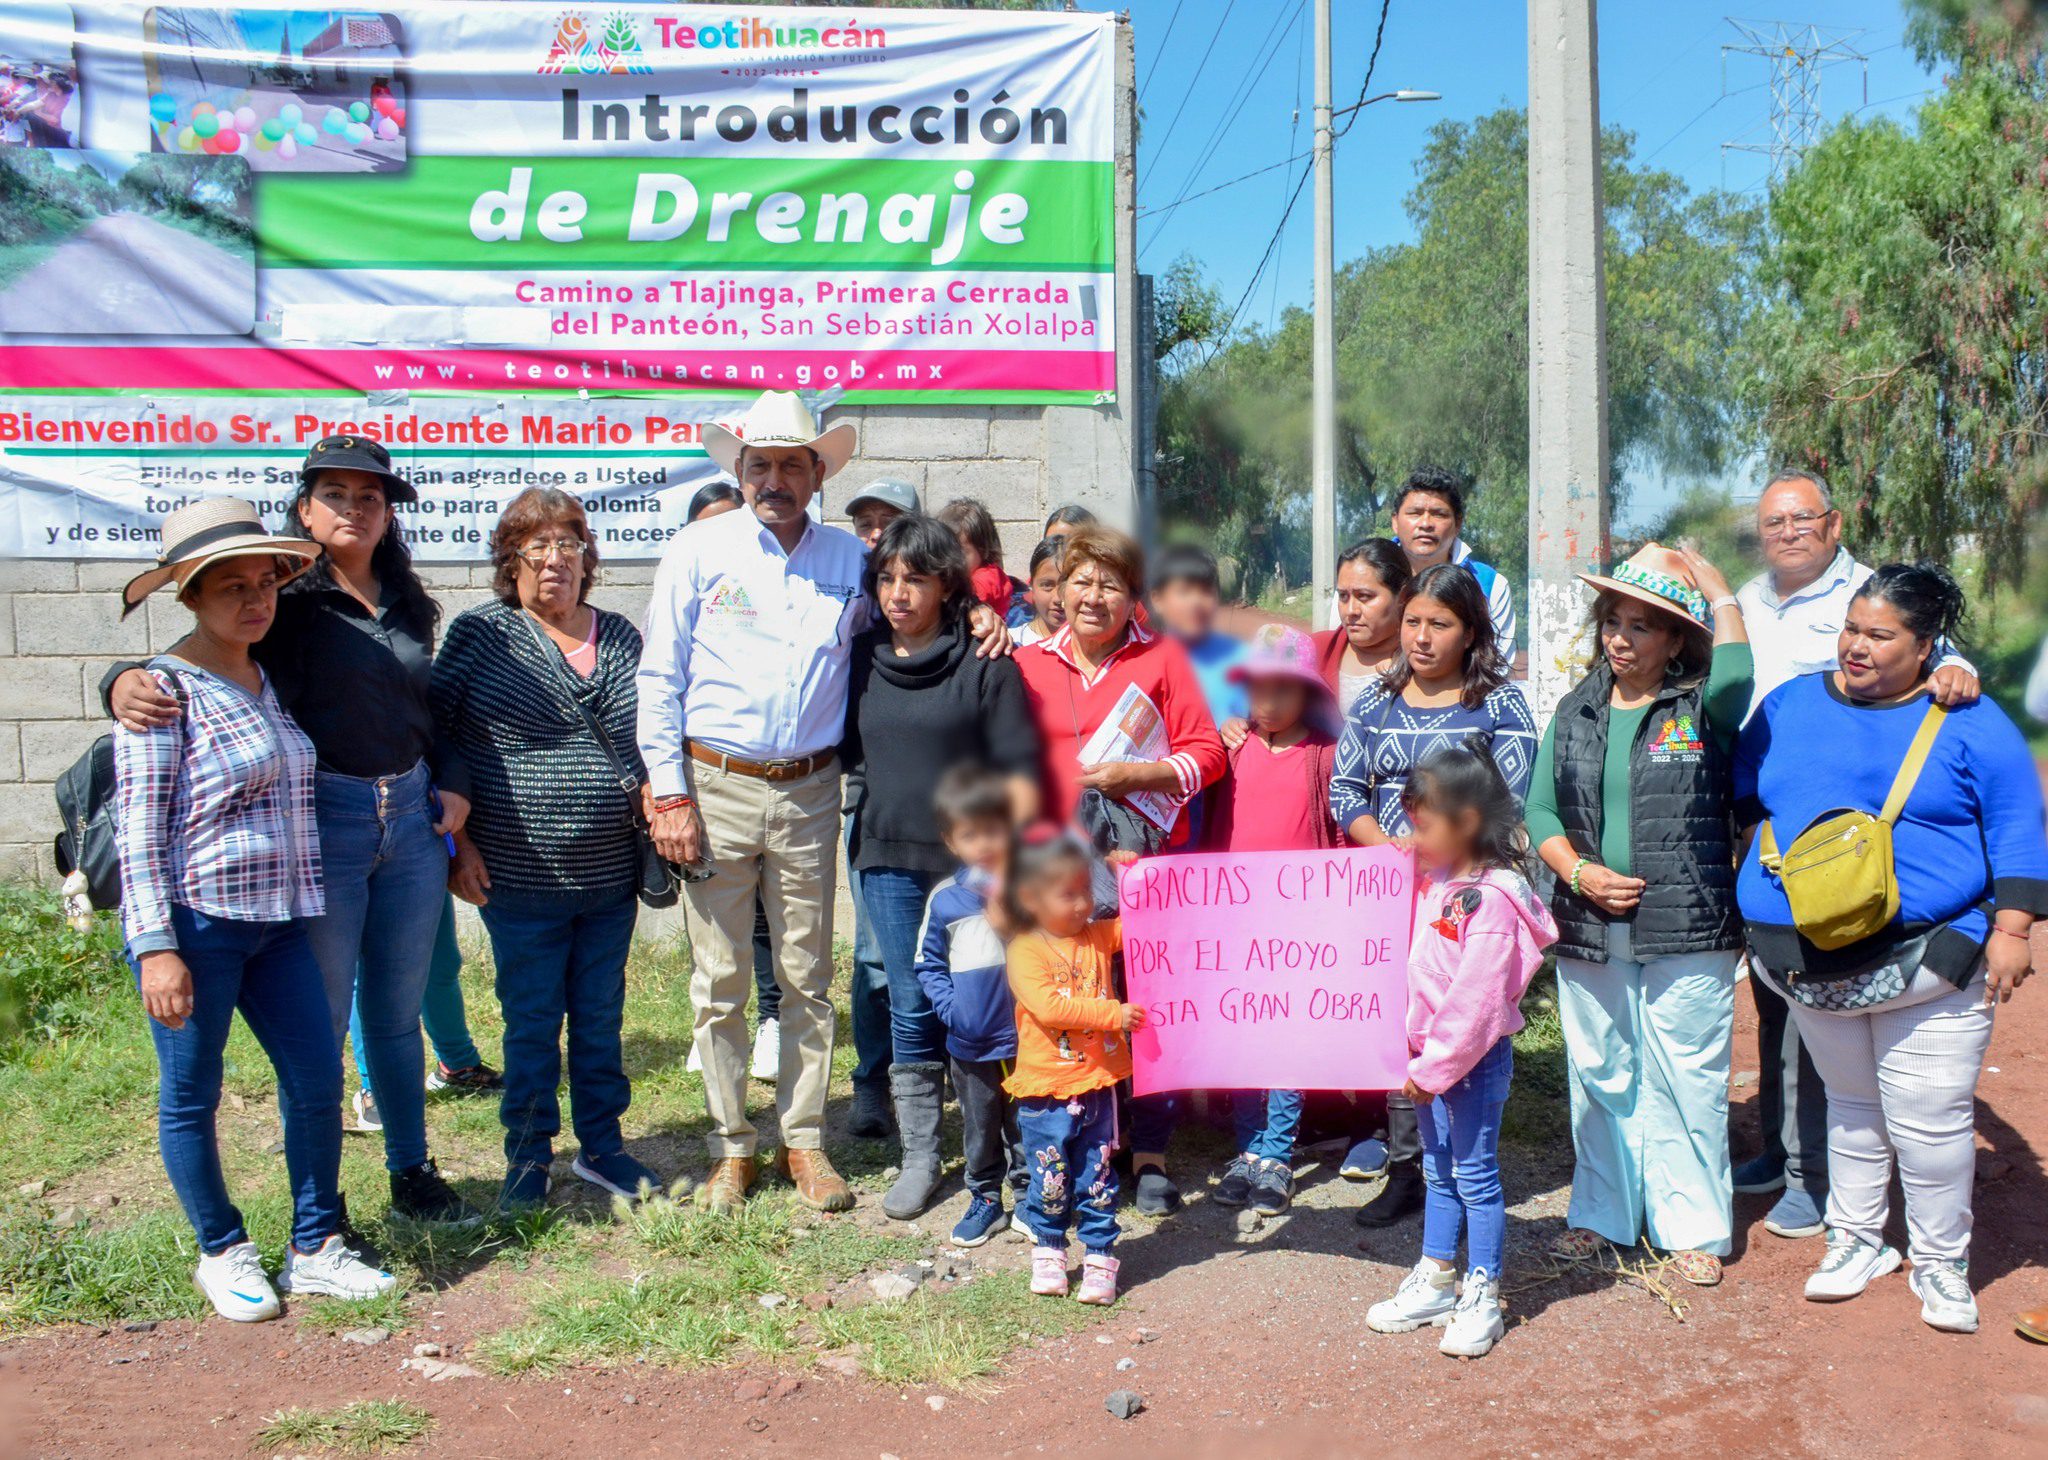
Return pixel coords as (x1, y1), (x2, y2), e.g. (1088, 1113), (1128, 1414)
(1569, 857), (1593, 898)
(1991, 924), (2030, 942)
(1709, 595), (1739, 612)
(653, 795), (694, 813)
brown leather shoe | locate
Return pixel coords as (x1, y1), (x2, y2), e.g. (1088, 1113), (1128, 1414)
(2019, 1307), (2048, 1344)
(700, 1156), (757, 1215)
(774, 1147), (854, 1212)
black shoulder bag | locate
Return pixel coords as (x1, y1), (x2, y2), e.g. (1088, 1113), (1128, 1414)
(517, 613), (679, 909)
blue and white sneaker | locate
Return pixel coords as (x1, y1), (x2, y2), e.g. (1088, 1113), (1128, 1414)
(574, 1149), (660, 1202)
(1909, 1259), (1979, 1333)
(951, 1195), (1005, 1247)
(278, 1235), (397, 1301)
(1340, 1138), (1389, 1181)
(194, 1240), (280, 1322)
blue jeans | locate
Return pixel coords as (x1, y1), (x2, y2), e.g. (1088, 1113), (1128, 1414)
(845, 857), (892, 1087)
(303, 761), (446, 1172)
(478, 891), (638, 1168)
(1417, 1036), (1514, 1279)
(134, 906), (342, 1254)
(351, 892), (481, 1094)
(857, 864), (946, 1066)
(1017, 1087), (1121, 1253)
(750, 896), (780, 1021)
(1129, 1092), (1179, 1158)
(1233, 1088), (1305, 1163)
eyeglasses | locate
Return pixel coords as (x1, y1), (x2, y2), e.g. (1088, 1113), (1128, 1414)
(1761, 510), (1833, 539)
(516, 538), (588, 565)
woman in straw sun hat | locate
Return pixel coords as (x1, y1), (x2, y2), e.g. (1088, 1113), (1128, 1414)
(115, 498), (397, 1323)
(1522, 543), (1754, 1288)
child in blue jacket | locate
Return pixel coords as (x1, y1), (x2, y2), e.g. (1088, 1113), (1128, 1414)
(915, 766), (1024, 1247)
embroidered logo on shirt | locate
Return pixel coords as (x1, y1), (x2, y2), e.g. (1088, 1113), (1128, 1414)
(1647, 713), (1705, 762)
(704, 580), (757, 617)
(1431, 886), (1483, 942)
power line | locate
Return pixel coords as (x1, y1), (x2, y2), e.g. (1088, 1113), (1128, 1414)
(1143, 0), (1239, 169)
(1135, 0), (1188, 110)
(1720, 20), (1869, 184)
(1152, 2), (1305, 240)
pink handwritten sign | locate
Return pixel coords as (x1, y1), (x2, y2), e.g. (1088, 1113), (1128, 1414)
(1120, 846), (1414, 1095)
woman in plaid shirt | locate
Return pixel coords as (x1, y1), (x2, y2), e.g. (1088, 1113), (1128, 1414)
(116, 500), (396, 1324)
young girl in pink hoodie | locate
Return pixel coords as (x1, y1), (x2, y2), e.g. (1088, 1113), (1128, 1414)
(1367, 736), (1558, 1359)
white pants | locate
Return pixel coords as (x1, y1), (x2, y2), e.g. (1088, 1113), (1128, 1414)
(1779, 972), (1992, 1265)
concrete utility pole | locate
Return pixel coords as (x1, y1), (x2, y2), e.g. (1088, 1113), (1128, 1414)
(1310, 0), (1337, 631)
(1525, 0), (1610, 720)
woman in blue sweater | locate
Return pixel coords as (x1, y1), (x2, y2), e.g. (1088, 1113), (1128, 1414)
(1736, 563), (2048, 1334)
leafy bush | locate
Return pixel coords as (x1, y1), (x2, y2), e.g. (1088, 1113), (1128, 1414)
(0, 884), (129, 1059)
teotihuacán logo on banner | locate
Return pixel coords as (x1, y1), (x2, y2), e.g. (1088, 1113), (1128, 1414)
(539, 12), (652, 75)
(539, 10), (894, 73)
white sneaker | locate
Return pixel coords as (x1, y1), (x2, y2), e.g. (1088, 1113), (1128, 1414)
(193, 1240), (280, 1322)
(1366, 1259), (1459, 1333)
(278, 1235), (398, 1301)
(685, 1040), (703, 1074)
(1440, 1268), (1505, 1358)
(750, 1018), (781, 1083)
(351, 1088), (382, 1132)
(1908, 1258), (1979, 1333)
(1804, 1231), (1902, 1301)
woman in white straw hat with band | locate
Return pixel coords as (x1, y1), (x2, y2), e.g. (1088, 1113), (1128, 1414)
(1521, 543), (1754, 1287)
(115, 499), (397, 1322)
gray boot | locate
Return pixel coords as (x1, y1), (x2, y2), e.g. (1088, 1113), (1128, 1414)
(882, 1062), (946, 1220)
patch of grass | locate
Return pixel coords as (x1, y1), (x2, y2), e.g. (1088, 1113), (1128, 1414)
(816, 1271), (1098, 1389)
(0, 1201), (207, 1330)
(0, 882), (130, 1057)
(256, 1400), (433, 1455)
(1504, 968), (1569, 1149)
(292, 1287), (412, 1337)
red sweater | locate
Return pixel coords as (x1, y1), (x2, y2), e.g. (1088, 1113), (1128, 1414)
(1015, 621), (1227, 843)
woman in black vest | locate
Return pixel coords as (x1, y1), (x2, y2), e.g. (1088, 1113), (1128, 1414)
(1523, 545), (1752, 1287)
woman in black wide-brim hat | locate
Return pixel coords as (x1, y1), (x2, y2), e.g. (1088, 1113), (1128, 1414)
(104, 436), (483, 1227)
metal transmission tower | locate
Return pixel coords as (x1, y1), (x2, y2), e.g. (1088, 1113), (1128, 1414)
(1720, 20), (1869, 184)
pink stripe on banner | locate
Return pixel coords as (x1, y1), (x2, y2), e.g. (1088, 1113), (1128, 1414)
(0, 346), (1115, 396)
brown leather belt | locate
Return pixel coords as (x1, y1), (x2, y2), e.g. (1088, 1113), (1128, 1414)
(688, 741), (836, 784)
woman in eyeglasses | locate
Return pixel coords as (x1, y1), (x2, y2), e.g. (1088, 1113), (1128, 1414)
(430, 487), (663, 1209)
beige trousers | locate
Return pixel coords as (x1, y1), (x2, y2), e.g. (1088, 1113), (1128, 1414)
(681, 758), (839, 1157)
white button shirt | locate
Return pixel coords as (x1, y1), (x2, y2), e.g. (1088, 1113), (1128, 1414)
(1736, 547), (1968, 721)
(636, 505), (871, 797)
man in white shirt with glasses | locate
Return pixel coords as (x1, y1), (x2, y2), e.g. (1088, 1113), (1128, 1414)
(1731, 467), (1979, 1243)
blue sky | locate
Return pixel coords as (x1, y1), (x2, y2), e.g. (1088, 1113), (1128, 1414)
(1122, 0), (1938, 327)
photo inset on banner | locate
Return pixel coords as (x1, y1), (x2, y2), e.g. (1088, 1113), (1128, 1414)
(1, 4), (81, 149)
(142, 8), (408, 172)
(0, 149), (255, 334)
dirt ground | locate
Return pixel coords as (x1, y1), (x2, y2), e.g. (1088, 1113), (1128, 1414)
(5, 972), (2045, 1460)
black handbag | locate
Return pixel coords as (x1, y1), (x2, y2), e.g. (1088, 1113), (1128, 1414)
(518, 613), (679, 909)
(52, 668), (186, 911)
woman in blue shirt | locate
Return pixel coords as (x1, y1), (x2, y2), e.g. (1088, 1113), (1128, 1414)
(1736, 562), (2048, 1334)
(1329, 562), (1535, 1226)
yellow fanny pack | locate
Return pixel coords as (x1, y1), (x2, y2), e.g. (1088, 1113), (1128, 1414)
(1757, 703), (1946, 951)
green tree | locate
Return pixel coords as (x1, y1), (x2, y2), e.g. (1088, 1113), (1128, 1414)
(1154, 109), (1759, 609)
(1749, 0), (2048, 584)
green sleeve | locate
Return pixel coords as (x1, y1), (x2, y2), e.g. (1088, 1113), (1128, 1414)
(1704, 642), (1755, 753)
(1523, 718), (1566, 848)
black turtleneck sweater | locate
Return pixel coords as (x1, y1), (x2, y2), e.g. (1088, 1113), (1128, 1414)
(840, 615), (1038, 874)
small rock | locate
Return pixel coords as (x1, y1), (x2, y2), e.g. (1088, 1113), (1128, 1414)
(402, 1357), (481, 1381)
(746, 1417), (769, 1434)
(815, 1351), (862, 1379)
(264, 1139), (287, 1157)
(95, 1193), (121, 1209)
(925, 1395), (946, 1413)
(1105, 1389), (1145, 1421)
(339, 1327), (389, 1346)
(1115, 1357), (1136, 1372)
(1133, 1328), (1160, 1344)
(51, 1205), (87, 1228)
(867, 1272), (920, 1303)
(1094, 1334), (1114, 1345)
(758, 1292), (787, 1310)
(800, 1292), (834, 1313)
(225, 1091), (246, 1112)
(122, 1321), (158, 1334)
(882, 1165), (901, 1181)
(17, 1179), (48, 1199)
(768, 1376), (801, 1401)
(1977, 1152), (2014, 1183)
(734, 1378), (771, 1402)
(411, 1343), (443, 1358)
(621, 1394), (638, 1407)
(1731, 1070), (1757, 1089)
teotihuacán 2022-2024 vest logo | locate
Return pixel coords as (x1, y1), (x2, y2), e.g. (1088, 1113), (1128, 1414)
(539, 11), (893, 74)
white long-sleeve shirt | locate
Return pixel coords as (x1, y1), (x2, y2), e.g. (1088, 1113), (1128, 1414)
(1736, 547), (1971, 721)
(635, 505), (871, 798)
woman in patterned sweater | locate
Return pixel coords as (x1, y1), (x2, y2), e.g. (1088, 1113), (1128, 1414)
(431, 488), (663, 1210)
(1328, 562), (1536, 1228)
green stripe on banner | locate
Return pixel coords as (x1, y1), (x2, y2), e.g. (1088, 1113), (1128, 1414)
(259, 157), (1112, 272)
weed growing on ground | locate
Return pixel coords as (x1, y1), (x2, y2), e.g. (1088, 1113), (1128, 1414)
(0, 1201), (206, 1329)
(256, 1399), (433, 1454)
(291, 1288), (413, 1337)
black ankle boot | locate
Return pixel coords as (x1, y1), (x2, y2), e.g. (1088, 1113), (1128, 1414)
(1354, 1161), (1424, 1228)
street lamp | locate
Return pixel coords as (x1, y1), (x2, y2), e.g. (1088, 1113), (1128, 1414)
(1310, 59), (1441, 629)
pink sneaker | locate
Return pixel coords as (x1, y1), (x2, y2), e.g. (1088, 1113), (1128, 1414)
(1076, 1253), (1120, 1306)
(1029, 1245), (1070, 1297)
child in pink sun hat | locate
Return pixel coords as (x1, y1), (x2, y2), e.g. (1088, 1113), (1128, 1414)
(1204, 622), (1343, 1216)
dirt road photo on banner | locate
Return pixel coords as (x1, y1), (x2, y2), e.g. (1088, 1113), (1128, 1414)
(0, 149), (254, 333)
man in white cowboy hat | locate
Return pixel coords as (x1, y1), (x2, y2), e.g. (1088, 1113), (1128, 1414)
(637, 392), (1015, 1212)
(1729, 466), (1979, 1244)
